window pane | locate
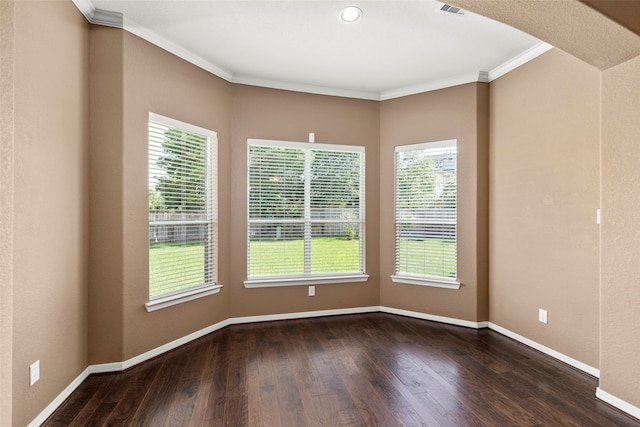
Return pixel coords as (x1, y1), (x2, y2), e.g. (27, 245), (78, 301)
(149, 116), (217, 298)
(310, 150), (361, 218)
(249, 145), (304, 219)
(247, 140), (365, 279)
(248, 222), (304, 276)
(395, 141), (457, 280)
(310, 222), (361, 273)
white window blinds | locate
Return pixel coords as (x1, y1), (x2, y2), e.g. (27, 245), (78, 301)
(394, 140), (457, 281)
(148, 113), (217, 299)
(247, 139), (365, 280)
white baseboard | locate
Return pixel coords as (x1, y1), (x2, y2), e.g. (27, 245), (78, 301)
(487, 322), (600, 378)
(27, 306), (380, 425)
(229, 306), (380, 326)
(596, 387), (640, 421)
(27, 367), (92, 427)
(32, 307), (624, 426)
(380, 306), (488, 329)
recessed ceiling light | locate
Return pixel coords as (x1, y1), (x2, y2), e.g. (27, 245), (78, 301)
(339, 6), (362, 23)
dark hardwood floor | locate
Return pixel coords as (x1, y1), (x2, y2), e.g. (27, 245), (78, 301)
(44, 313), (639, 426)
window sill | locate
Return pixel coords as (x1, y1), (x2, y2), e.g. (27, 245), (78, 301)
(244, 274), (369, 288)
(391, 275), (461, 290)
(145, 284), (223, 312)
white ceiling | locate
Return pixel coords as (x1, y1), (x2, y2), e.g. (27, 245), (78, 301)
(77, 0), (549, 100)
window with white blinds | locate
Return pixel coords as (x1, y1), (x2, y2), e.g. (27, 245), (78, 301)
(246, 139), (366, 286)
(148, 113), (218, 301)
(393, 140), (458, 286)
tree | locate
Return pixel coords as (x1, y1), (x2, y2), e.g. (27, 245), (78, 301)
(310, 150), (361, 209)
(248, 146), (305, 219)
(149, 189), (164, 210)
(153, 128), (208, 212)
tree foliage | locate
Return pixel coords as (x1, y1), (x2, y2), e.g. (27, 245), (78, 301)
(154, 128), (208, 212)
(396, 150), (455, 210)
(248, 146), (362, 219)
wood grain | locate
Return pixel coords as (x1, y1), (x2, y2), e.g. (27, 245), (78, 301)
(44, 314), (640, 426)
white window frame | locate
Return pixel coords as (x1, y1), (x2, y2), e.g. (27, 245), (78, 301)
(244, 138), (368, 288)
(145, 113), (221, 312)
(391, 140), (460, 290)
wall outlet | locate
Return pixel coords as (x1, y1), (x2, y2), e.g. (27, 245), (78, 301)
(539, 308), (548, 324)
(308, 285), (315, 297)
(30, 360), (40, 386)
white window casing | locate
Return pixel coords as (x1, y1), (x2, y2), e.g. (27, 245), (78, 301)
(392, 140), (460, 289)
(146, 113), (220, 311)
(246, 139), (367, 288)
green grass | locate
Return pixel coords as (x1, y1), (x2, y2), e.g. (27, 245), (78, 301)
(249, 237), (360, 276)
(149, 241), (205, 297)
(149, 237), (455, 296)
(396, 238), (456, 278)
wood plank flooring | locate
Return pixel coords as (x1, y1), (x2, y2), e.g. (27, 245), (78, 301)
(44, 313), (640, 426)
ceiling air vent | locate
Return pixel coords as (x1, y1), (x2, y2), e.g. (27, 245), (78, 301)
(440, 4), (465, 15)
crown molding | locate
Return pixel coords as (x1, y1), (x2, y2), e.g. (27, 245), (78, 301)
(232, 75), (380, 101)
(123, 16), (234, 82)
(72, 0), (551, 101)
(488, 41), (553, 81)
(379, 72), (481, 100)
(72, 0), (122, 28)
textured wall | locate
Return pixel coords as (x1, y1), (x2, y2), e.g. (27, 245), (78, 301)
(87, 29), (234, 363)
(229, 85), (380, 317)
(601, 54), (640, 408)
(12, 2), (89, 425)
(379, 83), (489, 322)
(0, 2), (15, 425)
(490, 48), (601, 368)
(453, 0), (640, 70)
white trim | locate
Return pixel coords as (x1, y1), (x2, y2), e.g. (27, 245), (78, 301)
(244, 274), (369, 288)
(380, 306), (486, 329)
(488, 42), (553, 81)
(71, 2), (552, 101)
(27, 367), (92, 427)
(394, 139), (457, 152)
(71, 0), (122, 28)
(145, 284), (223, 312)
(71, 0), (96, 22)
(149, 112), (218, 139)
(390, 275), (461, 289)
(233, 75), (380, 101)
(596, 388), (640, 421)
(379, 72), (480, 101)
(248, 138), (365, 153)
(229, 306), (379, 325)
(124, 17), (233, 82)
(33, 309), (614, 426)
(487, 322), (600, 377)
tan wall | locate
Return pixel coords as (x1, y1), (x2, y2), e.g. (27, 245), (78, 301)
(379, 83), (489, 322)
(0, 2), (15, 425)
(12, 1), (89, 425)
(88, 26), (124, 364)
(8, 1), (640, 423)
(490, 49), (601, 368)
(88, 30), (234, 363)
(121, 32), (234, 360)
(229, 85), (380, 317)
(601, 54), (640, 407)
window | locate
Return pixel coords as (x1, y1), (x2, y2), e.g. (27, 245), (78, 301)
(245, 139), (367, 287)
(392, 140), (459, 289)
(146, 113), (220, 311)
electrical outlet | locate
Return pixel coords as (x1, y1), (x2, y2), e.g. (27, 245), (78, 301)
(539, 308), (548, 324)
(30, 360), (40, 386)
(308, 285), (315, 297)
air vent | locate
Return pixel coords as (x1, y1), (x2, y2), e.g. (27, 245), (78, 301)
(440, 4), (465, 15)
